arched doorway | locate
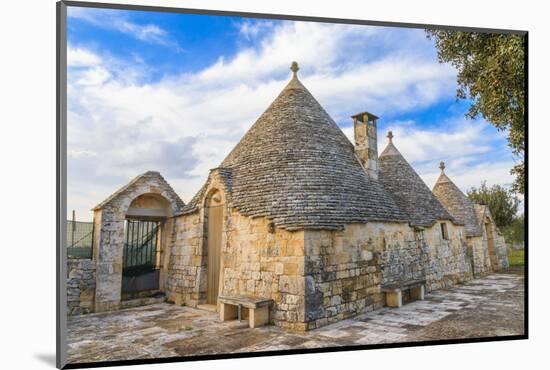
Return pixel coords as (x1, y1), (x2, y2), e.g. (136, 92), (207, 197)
(205, 190), (224, 305)
(485, 218), (497, 271)
(122, 193), (172, 300)
(92, 171), (185, 313)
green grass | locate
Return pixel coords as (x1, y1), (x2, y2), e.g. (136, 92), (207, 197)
(508, 248), (525, 266)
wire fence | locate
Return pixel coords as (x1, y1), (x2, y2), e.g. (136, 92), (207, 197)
(67, 220), (94, 259)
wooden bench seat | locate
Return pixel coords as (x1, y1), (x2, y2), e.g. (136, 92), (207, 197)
(218, 295), (274, 328)
(381, 279), (426, 308)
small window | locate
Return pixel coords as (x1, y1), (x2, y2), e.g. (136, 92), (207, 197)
(440, 222), (449, 240)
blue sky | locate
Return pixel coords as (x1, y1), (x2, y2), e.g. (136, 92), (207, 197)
(66, 6), (517, 221)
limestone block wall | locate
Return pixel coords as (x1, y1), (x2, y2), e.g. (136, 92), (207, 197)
(166, 210), (308, 330)
(303, 223), (410, 330)
(165, 212), (204, 307)
(93, 207), (125, 312)
(166, 212), (474, 330)
(467, 236), (492, 277)
(422, 222), (472, 291)
(494, 233), (510, 271)
(222, 212), (306, 331)
(475, 220), (509, 273)
(483, 220), (509, 271)
(475, 205), (509, 272)
(380, 225), (425, 285)
(67, 260), (96, 316)
(378, 221), (472, 292)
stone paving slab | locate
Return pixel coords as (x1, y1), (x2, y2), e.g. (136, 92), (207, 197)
(66, 271), (524, 364)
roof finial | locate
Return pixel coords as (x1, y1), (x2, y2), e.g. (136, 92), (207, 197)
(439, 161), (445, 172)
(290, 61), (299, 78)
(387, 131), (394, 143)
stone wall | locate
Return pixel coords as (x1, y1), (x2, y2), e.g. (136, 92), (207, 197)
(165, 211), (204, 307)
(304, 223), (408, 330)
(167, 211), (477, 330)
(483, 220), (509, 272)
(223, 213), (306, 330)
(474, 205), (509, 272)
(67, 260), (96, 315)
(380, 225), (425, 285)
(166, 209), (308, 330)
(467, 236), (492, 277)
(494, 233), (510, 271)
(378, 221), (472, 292)
(421, 222), (472, 291)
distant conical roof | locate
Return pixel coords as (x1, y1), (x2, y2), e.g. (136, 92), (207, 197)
(432, 163), (482, 236)
(378, 132), (454, 227)
(183, 63), (407, 230)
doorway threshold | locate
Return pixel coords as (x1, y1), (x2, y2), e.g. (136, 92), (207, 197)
(120, 295), (165, 310)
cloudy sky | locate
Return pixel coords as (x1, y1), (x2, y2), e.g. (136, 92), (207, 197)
(66, 6), (517, 221)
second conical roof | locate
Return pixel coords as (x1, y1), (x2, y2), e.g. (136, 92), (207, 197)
(378, 136), (455, 227)
(432, 169), (482, 236)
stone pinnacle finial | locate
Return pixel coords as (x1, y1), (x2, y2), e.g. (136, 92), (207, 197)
(439, 161), (445, 172)
(290, 61), (299, 77)
(387, 131), (394, 143)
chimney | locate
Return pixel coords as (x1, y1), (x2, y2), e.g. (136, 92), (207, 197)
(352, 111), (379, 180)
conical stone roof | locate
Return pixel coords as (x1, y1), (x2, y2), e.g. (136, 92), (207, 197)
(378, 132), (454, 227)
(182, 63), (408, 230)
(432, 163), (482, 236)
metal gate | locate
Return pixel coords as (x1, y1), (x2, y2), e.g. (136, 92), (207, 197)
(122, 219), (161, 297)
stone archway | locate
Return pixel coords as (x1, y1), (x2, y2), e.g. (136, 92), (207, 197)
(91, 171), (184, 312)
(121, 193), (173, 300)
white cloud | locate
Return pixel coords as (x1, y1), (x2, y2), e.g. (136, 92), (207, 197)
(421, 162), (515, 194)
(238, 20), (274, 40)
(114, 20), (168, 44)
(68, 7), (180, 49)
(66, 20), (513, 221)
(197, 22), (375, 85)
(371, 117), (516, 193)
(380, 118), (494, 163)
(67, 47), (101, 66)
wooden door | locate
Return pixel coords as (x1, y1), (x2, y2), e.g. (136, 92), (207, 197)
(207, 205), (223, 304)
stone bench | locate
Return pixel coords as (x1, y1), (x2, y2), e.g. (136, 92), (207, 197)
(381, 279), (426, 308)
(218, 295), (274, 328)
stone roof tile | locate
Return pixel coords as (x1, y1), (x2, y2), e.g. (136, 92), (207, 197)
(432, 164), (482, 237)
(378, 134), (455, 227)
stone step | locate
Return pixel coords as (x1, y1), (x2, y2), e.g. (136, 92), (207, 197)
(120, 296), (165, 309)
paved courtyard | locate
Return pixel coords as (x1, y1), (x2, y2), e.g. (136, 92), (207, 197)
(67, 269), (524, 364)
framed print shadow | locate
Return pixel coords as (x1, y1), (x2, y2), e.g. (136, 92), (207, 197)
(56, 1), (528, 368)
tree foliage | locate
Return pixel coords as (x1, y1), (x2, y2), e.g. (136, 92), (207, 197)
(467, 181), (519, 229)
(502, 214), (524, 245)
(426, 30), (526, 194)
